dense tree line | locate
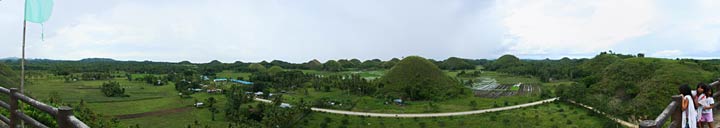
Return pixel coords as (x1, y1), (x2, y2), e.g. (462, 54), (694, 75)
(1, 57), (486, 78)
(1, 58), (190, 75)
(249, 70), (313, 92)
(310, 74), (377, 96)
(486, 54), (585, 82)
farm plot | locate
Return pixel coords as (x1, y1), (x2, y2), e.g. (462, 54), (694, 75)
(473, 84), (537, 98)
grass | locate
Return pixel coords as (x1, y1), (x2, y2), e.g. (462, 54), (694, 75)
(283, 88), (543, 113)
(120, 93), (235, 128)
(26, 77), (176, 104)
(297, 101), (620, 128)
(22, 69), (615, 128)
(216, 70), (252, 79)
(25, 74), (230, 127)
(121, 108), (230, 128)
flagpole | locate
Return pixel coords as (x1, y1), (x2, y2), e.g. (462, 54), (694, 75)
(21, 1), (27, 94)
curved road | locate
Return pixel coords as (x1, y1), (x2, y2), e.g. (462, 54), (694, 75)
(255, 97), (558, 118)
(567, 100), (637, 128)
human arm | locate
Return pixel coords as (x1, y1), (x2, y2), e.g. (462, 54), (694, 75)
(704, 103), (713, 109)
(704, 98), (715, 109)
(683, 97), (688, 111)
(694, 96), (700, 108)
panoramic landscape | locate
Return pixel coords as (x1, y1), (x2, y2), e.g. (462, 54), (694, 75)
(1, 0), (720, 128)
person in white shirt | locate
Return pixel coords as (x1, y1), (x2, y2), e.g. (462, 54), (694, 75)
(680, 84), (698, 128)
(698, 83), (714, 128)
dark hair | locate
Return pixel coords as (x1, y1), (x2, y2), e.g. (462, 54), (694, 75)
(697, 83), (706, 93)
(679, 84), (692, 96)
(699, 83), (712, 95)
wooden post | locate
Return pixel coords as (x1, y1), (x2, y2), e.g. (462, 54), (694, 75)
(639, 120), (656, 128)
(56, 106), (72, 128)
(670, 95), (682, 128)
(8, 88), (19, 128)
(714, 79), (720, 95)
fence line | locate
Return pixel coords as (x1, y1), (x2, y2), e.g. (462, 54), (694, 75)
(0, 87), (89, 128)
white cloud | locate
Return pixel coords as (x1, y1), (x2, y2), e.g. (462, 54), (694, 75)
(14, 0), (509, 62)
(2, 0), (719, 62)
(651, 50), (682, 57)
(496, 0), (656, 55)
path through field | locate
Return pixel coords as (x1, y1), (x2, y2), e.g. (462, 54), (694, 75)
(255, 97), (558, 118)
(567, 100), (637, 128)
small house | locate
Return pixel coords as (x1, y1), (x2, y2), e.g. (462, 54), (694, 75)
(213, 78), (228, 82)
(280, 103), (292, 108)
(194, 102), (204, 107)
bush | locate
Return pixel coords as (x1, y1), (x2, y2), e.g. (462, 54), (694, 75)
(470, 100), (478, 110)
(100, 81), (127, 97)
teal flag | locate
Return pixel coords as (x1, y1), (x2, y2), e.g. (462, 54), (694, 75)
(24, 0), (53, 41)
(25, 0), (54, 23)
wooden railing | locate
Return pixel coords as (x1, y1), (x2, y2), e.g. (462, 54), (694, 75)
(639, 79), (720, 128)
(0, 87), (89, 128)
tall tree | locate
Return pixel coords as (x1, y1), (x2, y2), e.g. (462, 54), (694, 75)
(323, 60), (343, 72)
(249, 63), (268, 72)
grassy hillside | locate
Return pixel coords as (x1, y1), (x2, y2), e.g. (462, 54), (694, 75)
(378, 56), (468, 101)
(0, 63), (19, 88)
(562, 56), (716, 120)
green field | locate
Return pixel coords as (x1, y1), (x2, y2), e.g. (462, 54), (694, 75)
(283, 87), (542, 113)
(18, 68), (617, 127)
(24, 74), (232, 127)
(26, 76), (175, 104)
(297, 102), (620, 128)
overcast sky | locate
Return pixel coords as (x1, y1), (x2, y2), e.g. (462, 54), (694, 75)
(1, 0), (719, 63)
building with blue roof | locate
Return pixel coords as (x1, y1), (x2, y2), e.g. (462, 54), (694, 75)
(231, 79), (253, 85)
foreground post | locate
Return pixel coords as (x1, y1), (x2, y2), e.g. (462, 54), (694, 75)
(56, 106), (72, 128)
(670, 95), (682, 128)
(8, 88), (19, 128)
(639, 120), (656, 128)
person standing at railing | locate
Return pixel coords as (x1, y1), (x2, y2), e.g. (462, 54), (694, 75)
(680, 84), (698, 128)
(694, 83), (707, 128)
(698, 83), (714, 128)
